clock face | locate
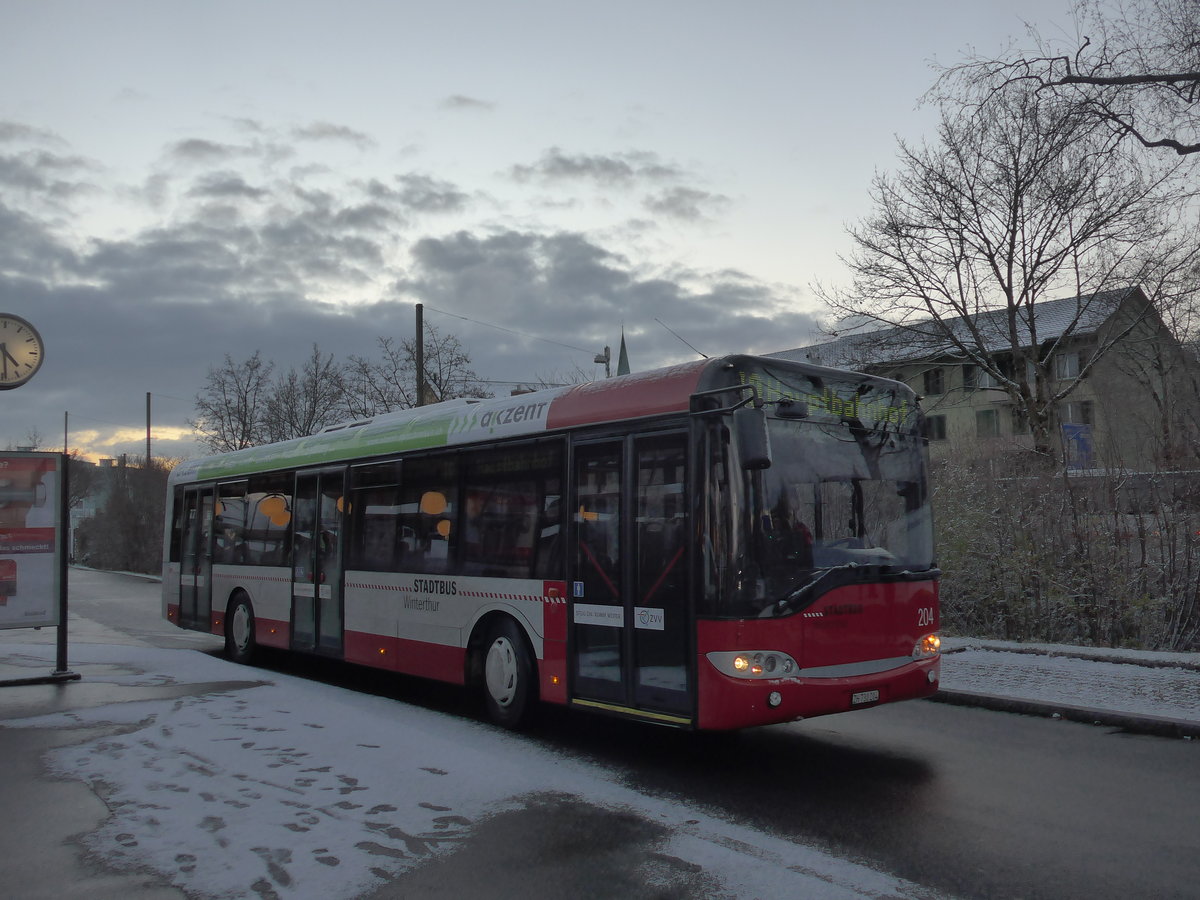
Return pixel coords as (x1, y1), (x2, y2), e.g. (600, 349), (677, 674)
(0, 314), (45, 389)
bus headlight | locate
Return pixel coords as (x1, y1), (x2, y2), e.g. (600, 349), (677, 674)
(707, 651), (799, 679)
(912, 633), (941, 659)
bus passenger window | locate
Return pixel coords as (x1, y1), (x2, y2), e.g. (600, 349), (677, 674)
(397, 456), (458, 574)
(214, 481), (248, 564)
(463, 443), (562, 579)
(574, 446), (622, 603)
(349, 460), (405, 572)
(243, 473), (293, 567)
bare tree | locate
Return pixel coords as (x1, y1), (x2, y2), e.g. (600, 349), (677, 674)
(190, 352), (275, 452)
(342, 323), (489, 418)
(191, 326), (491, 449)
(5, 427), (45, 451)
(264, 344), (346, 441)
(66, 451), (96, 510)
(416, 322), (490, 404)
(342, 337), (413, 418)
(818, 83), (1194, 456)
(947, 0), (1200, 158)
(530, 362), (595, 388)
(75, 457), (171, 574)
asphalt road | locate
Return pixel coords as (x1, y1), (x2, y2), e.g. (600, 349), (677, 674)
(530, 700), (1200, 900)
(52, 569), (1200, 899)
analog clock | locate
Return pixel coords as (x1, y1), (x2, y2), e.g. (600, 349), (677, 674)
(0, 313), (45, 390)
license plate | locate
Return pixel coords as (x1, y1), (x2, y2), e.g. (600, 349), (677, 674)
(851, 689), (880, 705)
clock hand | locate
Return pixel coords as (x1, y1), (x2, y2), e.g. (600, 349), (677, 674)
(0, 343), (13, 378)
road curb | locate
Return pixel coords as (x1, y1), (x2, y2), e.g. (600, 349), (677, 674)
(929, 689), (1200, 739)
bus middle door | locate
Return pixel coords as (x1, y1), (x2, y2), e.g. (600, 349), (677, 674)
(291, 469), (346, 655)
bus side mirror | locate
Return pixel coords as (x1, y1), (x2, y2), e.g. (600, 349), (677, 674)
(734, 406), (772, 470)
(775, 399), (809, 419)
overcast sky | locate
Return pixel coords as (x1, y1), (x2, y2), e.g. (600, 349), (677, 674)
(1, 0), (1076, 461)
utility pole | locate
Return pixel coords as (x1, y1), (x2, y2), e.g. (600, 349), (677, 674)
(415, 303), (426, 407)
(594, 346), (611, 378)
(146, 392), (152, 467)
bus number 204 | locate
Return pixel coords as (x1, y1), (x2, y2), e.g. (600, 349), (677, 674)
(918, 607), (935, 627)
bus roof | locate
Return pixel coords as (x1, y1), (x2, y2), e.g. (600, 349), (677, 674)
(170, 358), (713, 484)
(169, 354), (918, 485)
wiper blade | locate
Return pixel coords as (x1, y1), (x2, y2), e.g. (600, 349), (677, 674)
(772, 563), (860, 616)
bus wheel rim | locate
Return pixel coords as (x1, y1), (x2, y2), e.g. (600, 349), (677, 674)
(484, 636), (518, 707)
(232, 604), (251, 650)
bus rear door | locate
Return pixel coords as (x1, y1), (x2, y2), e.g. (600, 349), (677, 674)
(178, 487), (214, 631)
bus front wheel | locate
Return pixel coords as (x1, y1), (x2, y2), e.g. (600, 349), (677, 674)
(482, 618), (536, 728)
(225, 595), (256, 665)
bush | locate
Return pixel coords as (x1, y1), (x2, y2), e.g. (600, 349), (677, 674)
(935, 445), (1200, 651)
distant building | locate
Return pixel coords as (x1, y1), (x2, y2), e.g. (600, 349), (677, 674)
(770, 288), (1199, 469)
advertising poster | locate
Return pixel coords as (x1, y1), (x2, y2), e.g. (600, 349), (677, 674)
(0, 452), (62, 630)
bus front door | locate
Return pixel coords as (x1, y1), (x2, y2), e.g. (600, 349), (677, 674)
(178, 487), (214, 631)
(291, 470), (345, 655)
(571, 434), (691, 721)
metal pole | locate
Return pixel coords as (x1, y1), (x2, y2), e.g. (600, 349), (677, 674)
(146, 392), (152, 466)
(415, 303), (425, 407)
(51, 453), (77, 681)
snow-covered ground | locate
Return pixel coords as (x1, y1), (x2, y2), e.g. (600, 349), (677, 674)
(0, 641), (941, 900)
(940, 637), (1200, 722)
(3, 596), (1197, 899)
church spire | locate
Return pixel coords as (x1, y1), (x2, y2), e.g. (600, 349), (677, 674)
(616, 328), (630, 376)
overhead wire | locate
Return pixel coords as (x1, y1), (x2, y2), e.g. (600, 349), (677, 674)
(422, 304), (597, 355)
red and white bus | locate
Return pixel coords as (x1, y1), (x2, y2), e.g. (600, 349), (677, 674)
(163, 354), (940, 730)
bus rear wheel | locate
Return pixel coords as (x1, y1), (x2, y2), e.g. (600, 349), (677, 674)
(482, 618), (536, 729)
(225, 595), (256, 665)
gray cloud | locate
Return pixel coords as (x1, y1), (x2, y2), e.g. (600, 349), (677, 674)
(0, 120), (819, 461)
(643, 186), (731, 222)
(395, 174), (470, 214)
(292, 121), (376, 151)
(0, 202), (78, 277)
(440, 95), (495, 111)
(169, 138), (243, 165)
(0, 137), (97, 204)
(0, 121), (64, 145)
(510, 148), (684, 188)
(187, 171), (269, 201)
(396, 229), (819, 377)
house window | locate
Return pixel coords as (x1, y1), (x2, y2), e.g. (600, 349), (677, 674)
(1060, 400), (1094, 426)
(962, 365), (977, 391)
(925, 415), (947, 441)
(1055, 351), (1082, 381)
(978, 368), (1002, 389)
(976, 408), (1000, 439)
(923, 367), (944, 396)
(1011, 407), (1030, 434)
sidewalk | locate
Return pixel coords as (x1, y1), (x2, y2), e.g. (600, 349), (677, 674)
(937, 637), (1200, 739)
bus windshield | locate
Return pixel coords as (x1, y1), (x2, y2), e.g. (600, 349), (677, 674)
(702, 371), (934, 619)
